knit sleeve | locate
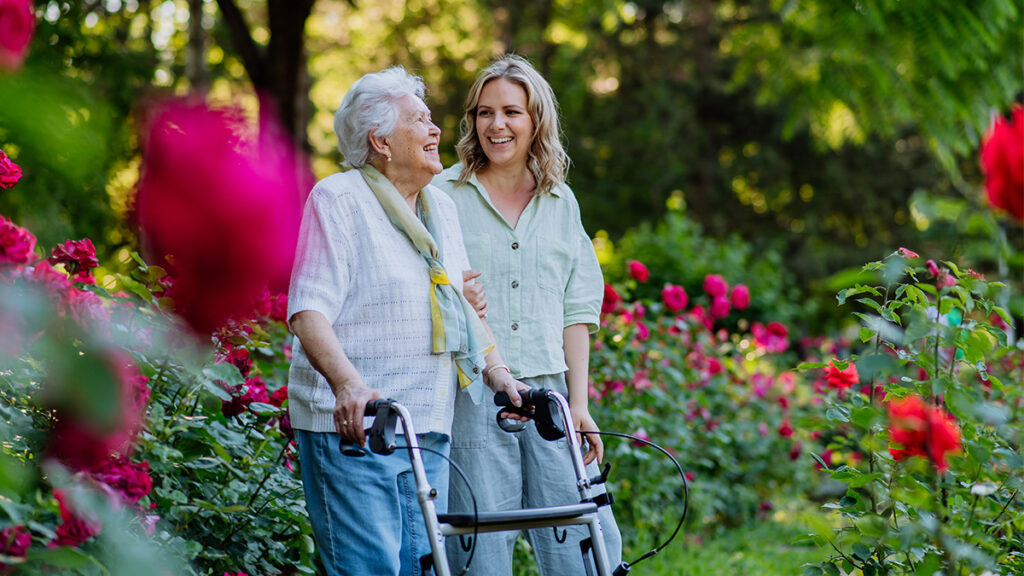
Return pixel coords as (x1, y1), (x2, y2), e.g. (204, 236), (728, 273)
(287, 183), (352, 326)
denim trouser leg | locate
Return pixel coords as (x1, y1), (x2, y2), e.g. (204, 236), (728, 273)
(296, 429), (450, 576)
(446, 373), (622, 576)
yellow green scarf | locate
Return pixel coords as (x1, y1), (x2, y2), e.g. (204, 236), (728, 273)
(360, 165), (492, 403)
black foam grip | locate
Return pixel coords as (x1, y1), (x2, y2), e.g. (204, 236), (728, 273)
(493, 388), (548, 408)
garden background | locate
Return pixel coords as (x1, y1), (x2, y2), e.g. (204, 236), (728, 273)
(0, 1), (1022, 575)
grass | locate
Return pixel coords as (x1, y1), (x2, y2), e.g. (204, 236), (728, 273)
(511, 503), (828, 576)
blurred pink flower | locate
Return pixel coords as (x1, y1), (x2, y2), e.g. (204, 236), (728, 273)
(661, 284), (687, 312)
(0, 0), (34, 72)
(0, 215), (36, 265)
(705, 356), (723, 376)
(49, 238), (99, 281)
(926, 259), (940, 276)
(218, 344), (252, 378)
(709, 295), (731, 318)
(751, 321), (789, 353)
(897, 247), (919, 259)
(222, 376), (270, 418)
(269, 385), (289, 408)
(729, 284), (750, 310)
(980, 105), (1024, 220)
(0, 525), (30, 559)
(703, 274), (728, 297)
(134, 100), (303, 334)
(0, 149), (22, 190)
(787, 442), (802, 461)
(627, 260), (648, 282)
(631, 428), (650, 448)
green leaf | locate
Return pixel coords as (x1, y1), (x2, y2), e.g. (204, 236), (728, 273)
(855, 515), (888, 538)
(859, 327), (876, 343)
(823, 563), (841, 576)
(803, 567), (824, 576)
(26, 546), (93, 569)
(203, 363), (244, 387)
(797, 362), (828, 370)
(852, 543), (872, 561)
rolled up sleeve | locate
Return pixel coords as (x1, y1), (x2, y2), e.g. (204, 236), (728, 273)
(562, 224), (603, 333)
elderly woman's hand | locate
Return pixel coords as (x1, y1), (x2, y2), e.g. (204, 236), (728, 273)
(462, 269), (487, 319)
(333, 380), (381, 446)
(487, 367), (531, 421)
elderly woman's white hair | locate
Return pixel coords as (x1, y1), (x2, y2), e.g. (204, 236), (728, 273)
(334, 66), (426, 168)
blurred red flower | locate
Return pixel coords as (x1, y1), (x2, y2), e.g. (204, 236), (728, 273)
(980, 105), (1024, 220)
(49, 238), (99, 281)
(729, 284), (750, 310)
(92, 456), (153, 506)
(0, 525), (30, 559)
(601, 283), (620, 314)
(0, 215), (36, 265)
(887, 395), (961, 472)
(777, 419), (793, 438)
(824, 359), (859, 389)
(0, 149), (22, 189)
(134, 99), (303, 334)
(703, 274), (728, 297)
(51, 491), (99, 548)
(627, 260), (649, 282)
(661, 284), (687, 312)
(0, 0), (34, 72)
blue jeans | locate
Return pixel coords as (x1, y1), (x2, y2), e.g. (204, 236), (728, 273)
(447, 373), (622, 576)
(295, 429), (451, 576)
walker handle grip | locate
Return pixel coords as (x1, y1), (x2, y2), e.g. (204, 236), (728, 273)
(494, 388), (548, 408)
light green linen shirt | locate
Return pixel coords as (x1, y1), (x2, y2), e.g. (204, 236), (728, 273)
(433, 164), (603, 379)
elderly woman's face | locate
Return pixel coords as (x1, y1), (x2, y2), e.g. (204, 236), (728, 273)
(386, 94), (442, 179)
(475, 78), (534, 170)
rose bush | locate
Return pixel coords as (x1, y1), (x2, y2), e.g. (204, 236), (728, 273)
(798, 250), (1023, 576)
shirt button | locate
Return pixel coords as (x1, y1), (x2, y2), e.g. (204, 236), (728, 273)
(511, 323), (519, 331)
(511, 280), (519, 289)
(511, 242), (519, 250)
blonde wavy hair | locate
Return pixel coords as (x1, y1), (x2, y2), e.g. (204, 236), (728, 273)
(455, 55), (569, 195)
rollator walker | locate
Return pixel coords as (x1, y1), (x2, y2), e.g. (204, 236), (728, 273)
(349, 388), (626, 576)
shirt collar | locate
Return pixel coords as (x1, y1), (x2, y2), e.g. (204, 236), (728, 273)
(444, 163), (562, 198)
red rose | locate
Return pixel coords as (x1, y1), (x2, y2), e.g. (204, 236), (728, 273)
(980, 105), (1024, 221)
(777, 419), (794, 438)
(627, 260), (649, 282)
(92, 456), (153, 505)
(49, 238), (99, 280)
(134, 100), (303, 334)
(0, 215), (36, 265)
(824, 359), (859, 389)
(0, 149), (22, 190)
(729, 284), (750, 310)
(51, 491), (99, 548)
(601, 283), (620, 314)
(661, 284), (687, 312)
(0, 0), (34, 72)
(887, 395), (961, 472)
(703, 274), (728, 297)
(0, 525), (30, 558)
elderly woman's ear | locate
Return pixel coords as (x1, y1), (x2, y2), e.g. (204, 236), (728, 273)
(368, 130), (391, 162)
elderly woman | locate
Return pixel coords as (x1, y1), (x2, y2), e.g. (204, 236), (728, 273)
(287, 66), (522, 576)
(436, 55), (622, 575)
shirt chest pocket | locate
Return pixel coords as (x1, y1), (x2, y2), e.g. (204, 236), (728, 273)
(535, 234), (571, 296)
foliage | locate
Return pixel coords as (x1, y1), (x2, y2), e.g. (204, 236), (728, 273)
(799, 252), (1023, 576)
(0, 211), (309, 574)
(589, 257), (821, 550)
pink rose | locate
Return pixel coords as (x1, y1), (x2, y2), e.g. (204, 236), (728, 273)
(0, 215), (36, 265)
(709, 295), (731, 318)
(134, 100), (304, 334)
(897, 247), (919, 259)
(92, 456), (153, 506)
(51, 491), (100, 548)
(0, 0), (34, 72)
(729, 284), (750, 310)
(703, 274), (728, 297)
(926, 259), (940, 277)
(627, 260), (649, 282)
(0, 149), (22, 190)
(661, 284), (687, 312)
(980, 105), (1024, 221)
(751, 321), (789, 353)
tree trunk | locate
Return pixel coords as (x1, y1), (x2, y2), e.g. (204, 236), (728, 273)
(214, 0), (316, 152)
(186, 0), (207, 92)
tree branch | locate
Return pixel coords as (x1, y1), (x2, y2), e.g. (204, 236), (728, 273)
(214, 0), (266, 85)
